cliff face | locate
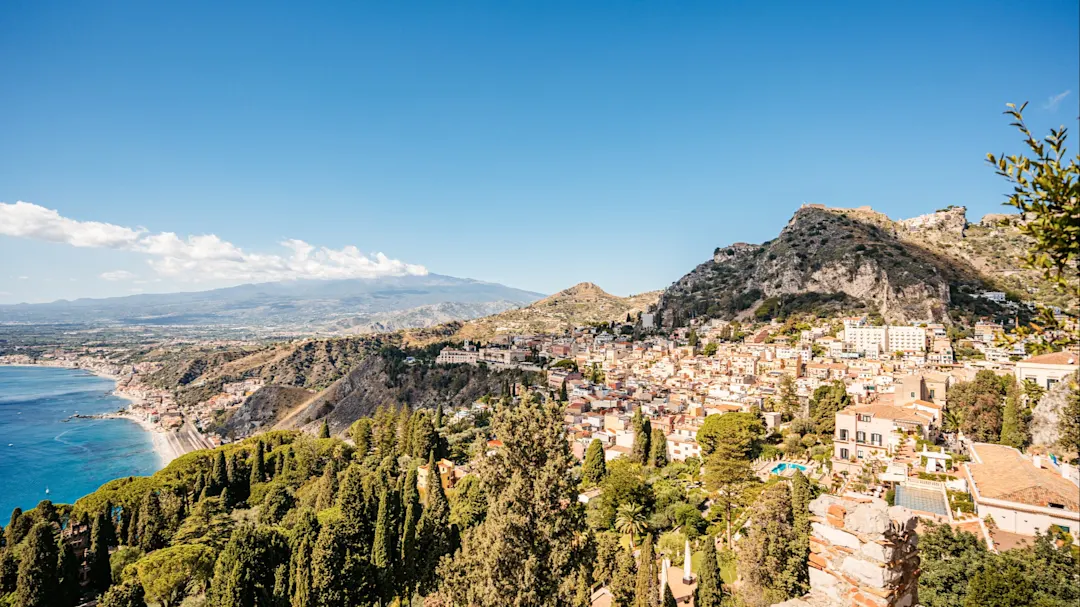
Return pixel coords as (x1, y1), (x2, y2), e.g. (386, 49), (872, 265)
(657, 206), (993, 326)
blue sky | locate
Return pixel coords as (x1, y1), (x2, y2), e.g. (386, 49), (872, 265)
(1, 1), (1077, 304)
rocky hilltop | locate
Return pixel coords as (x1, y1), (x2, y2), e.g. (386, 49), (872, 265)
(654, 204), (1044, 326)
(450, 282), (660, 341)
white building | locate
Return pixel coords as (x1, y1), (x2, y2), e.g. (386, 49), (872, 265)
(1013, 351), (1079, 390)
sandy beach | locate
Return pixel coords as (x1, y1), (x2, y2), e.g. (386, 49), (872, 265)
(1, 362), (213, 467)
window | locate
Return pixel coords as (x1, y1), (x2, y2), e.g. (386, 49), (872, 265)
(857, 449), (865, 459)
(858, 414), (871, 423)
(840, 448), (849, 460)
(856, 431), (866, 444)
(929, 389), (936, 399)
(1047, 379), (1058, 389)
(910, 391), (916, 398)
(839, 429), (849, 441)
(871, 433), (882, 446)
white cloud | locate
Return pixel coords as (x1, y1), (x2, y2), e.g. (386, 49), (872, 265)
(1044, 90), (1071, 110)
(100, 270), (137, 281)
(0, 201), (428, 284)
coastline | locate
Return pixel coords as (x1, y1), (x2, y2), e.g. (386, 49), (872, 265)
(2, 361), (209, 467)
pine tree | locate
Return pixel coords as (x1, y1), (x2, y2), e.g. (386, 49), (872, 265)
(97, 582), (146, 607)
(437, 397), (586, 606)
(289, 511), (320, 607)
(582, 439), (607, 487)
(57, 539), (81, 607)
(371, 486), (396, 603)
(89, 510), (113, 593)
(737, 483), (799, 600)
(15, 522), (59, 607)
(208, 525), (290, 607)
(634, 533), (659, 607)
(137, 491), (164, 552)
(693, 538), (725, 607)
(35, 500), (59, 528)
(319, 420), (330, 439)
(400, 467), (422, 593)
(212, 450), (228, 495)
(648, 427), (668, 468)
(251, 440), (266, 485)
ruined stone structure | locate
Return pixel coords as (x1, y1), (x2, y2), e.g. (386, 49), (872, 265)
(774, 495), (920, 607)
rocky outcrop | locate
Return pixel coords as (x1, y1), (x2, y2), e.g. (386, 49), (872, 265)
(656, 206), (986, 326)
(773, 495), (920, 607)
(898, 206), (967, 235)
(1030, 375), (1079, 447)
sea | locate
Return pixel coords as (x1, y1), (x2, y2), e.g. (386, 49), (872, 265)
(0, 366), (161, 517)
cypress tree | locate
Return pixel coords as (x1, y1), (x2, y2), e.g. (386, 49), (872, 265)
(6, 507), (29, 547)
(419, 450), (452, 593)
(212, 450), (228, 495)
(251, 440), (266, 485)
(89, 511), (113, 593)
(434, 403), (443, 429)
(338, 464), (368, 540)
(693, 538), (725, 607)
(582, 439), (607, 487)
(351, 418), (373, 456)
(648, 428), (668, 468)
(410, 412), (436, 459)
(662, 585), (677, 607)
(631, 411), (651, 464)
(634, 533), (659, 607)
(310, 522), (350, 607)
(221, 486), (233, 511)
(370, 486), (395, 602)
(226, 452), (238, 487)
(15, 522), (59, 607)
(790, 470), (811, 596)
(289, 511), (320, 607)
(101, 501), (118, 548)
(319, 420), (330, 439)
(610, 547), (637, 607)
(1000, 380), (1027, 449)
(400, 467), (422, 592)
(126, 505), (139, 547)
(137, 491), (164, 552)
(560, 379), (569, 402)
(193, 472), (205, 499)
(208, 525), (290, 607)
(57, 539), (81, 606)
(0, 549), (18, 594)
(315, 460), (338, 512)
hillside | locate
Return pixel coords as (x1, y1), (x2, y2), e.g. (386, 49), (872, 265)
(271, 348), (540, 436)
(654, 205), (1043, 326)
(450, 282), (661, 341)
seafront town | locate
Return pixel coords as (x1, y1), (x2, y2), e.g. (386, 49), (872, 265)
(436, 310), (1080, 555)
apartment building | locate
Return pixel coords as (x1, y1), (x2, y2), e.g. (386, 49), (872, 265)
(833, 404), (933, 461)
(1013, 351), (1079, 390)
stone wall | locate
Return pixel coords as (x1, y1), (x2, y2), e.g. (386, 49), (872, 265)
(774, 495), (920, 607)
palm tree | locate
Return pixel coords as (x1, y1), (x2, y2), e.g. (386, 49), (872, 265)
(615, 503), (647, 549)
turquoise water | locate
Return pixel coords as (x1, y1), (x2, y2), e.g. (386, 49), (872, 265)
(0, 366), (161, 517)
(770, 462), (808, 475)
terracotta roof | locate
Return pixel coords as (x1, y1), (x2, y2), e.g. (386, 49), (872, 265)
(841, 404), (931, 424)
(967, 443), (1080, 511)
(912, 399), (943, 409)
(1018, 351), (1079, 366)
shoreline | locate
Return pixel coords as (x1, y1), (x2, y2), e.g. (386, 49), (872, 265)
(2, 361), (207, 467)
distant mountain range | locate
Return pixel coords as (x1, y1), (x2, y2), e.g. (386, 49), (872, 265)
(0, 274), (545, 333)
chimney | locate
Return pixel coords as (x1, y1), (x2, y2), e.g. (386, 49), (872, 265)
(683, 538), (694, 584)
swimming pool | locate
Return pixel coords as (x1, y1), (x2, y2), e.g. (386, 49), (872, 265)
(770, 462), (808, 475)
